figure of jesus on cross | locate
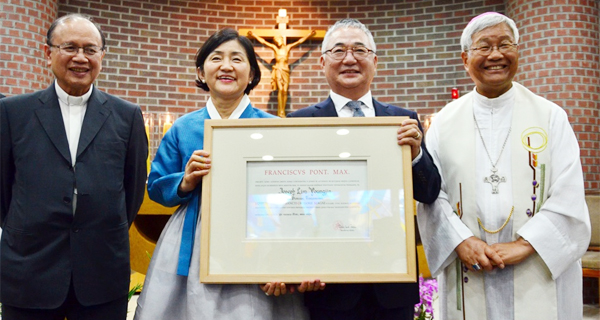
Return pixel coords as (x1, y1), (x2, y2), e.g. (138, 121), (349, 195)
(248, 30), (315, 117)
(242, 10), (323, 117)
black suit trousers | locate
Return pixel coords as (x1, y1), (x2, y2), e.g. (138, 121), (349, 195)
(1, 277), (128, 320)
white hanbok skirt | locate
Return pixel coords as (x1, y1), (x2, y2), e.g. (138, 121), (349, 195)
(134, 203), (309, 320)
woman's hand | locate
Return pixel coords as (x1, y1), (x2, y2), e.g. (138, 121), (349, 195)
(179, 150), (211, 193)
(260, 280), (326, 296)
(260, 282), (287, 296)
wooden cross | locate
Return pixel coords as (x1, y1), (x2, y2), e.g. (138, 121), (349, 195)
(240, 9), (325, 117)
(240, 9), (325, 51)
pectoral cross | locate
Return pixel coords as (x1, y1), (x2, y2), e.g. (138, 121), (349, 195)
(484, 167), (506, 194)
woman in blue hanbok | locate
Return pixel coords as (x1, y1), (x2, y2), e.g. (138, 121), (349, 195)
(134, 29), (321, 320)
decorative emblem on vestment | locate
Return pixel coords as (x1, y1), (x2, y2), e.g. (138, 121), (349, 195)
(521, 127), (548, 217)
(453, 184), (465, 312)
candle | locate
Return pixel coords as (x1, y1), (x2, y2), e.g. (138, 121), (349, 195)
(163, 114), (172, 136)
(451, 87), (459, 100)
(145, 119), (151, 174)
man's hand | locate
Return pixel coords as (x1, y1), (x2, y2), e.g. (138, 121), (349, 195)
(490, 237), (535, 266)
(297, 279), (326, 293)
(397, 119), (423, 160)
(455, 236), (505, 272)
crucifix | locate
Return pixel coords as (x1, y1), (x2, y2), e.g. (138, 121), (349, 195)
(484, 168), (506, 194)
(240, 9), (325, 117)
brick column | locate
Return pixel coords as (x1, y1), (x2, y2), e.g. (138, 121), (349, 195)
(507, 0), (600, 191)
(0, 0), (58, 96)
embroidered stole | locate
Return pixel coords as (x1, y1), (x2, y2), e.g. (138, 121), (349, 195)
(436, 83), (557, 320)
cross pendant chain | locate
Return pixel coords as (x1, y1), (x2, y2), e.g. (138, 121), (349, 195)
(473, 113), (511, 195)
(484, 167), (506, 194)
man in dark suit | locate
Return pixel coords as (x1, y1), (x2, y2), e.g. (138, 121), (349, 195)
(0, 14), (147, 319)
(287, 19), (441, 320)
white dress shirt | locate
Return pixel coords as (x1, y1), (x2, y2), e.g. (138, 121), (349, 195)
(55, 81), (92, 213)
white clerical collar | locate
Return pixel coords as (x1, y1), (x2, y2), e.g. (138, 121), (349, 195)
(206, 94), (250, 119)
(54, 80), (93, 106)
(472, 84), (516, 111)
(330, 90), (374, 113)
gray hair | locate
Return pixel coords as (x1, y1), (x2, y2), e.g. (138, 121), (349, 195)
(321, 19), (377, 54)
(460, 12), (519, 53)
(47, 13), (106, 49)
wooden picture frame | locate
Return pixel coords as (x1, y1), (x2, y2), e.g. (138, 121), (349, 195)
(200, 117), (417, 284)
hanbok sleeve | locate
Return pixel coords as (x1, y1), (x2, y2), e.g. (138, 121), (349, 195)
(517, 107), (591, 279)
(147, 124), (194, 207)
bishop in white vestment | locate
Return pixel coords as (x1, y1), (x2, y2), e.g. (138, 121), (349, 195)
(417, 12), (591, 320)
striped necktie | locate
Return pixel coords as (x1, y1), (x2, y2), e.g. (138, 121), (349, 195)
(346, 100), (365, 117)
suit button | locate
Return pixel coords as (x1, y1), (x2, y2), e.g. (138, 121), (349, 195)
(73, 229), (79, 233)
(63, 197), (71, 204)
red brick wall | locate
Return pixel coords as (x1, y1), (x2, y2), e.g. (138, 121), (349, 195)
(0, 0), (57, 95)
(1, 0), (598, 190)
(508, 0), (600, 190)
(370, 0), (505, 117)
(53, 0), (508, 157)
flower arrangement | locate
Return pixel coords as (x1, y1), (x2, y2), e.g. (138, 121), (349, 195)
(414, 275), (438, 320)
(129, 283), (143, 301)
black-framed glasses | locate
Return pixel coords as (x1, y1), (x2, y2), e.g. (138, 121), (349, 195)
(49, 43), (105, 57)
(469, 43), (518, 56)
(323, 45), (375, 60)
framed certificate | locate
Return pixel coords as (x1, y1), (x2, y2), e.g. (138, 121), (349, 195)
(200, 117), (417, 284)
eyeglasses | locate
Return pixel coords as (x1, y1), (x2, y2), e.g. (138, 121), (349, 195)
(468, 43), (518, 56)
(49, 43), (105, 57)
(323, 45), (375, 60)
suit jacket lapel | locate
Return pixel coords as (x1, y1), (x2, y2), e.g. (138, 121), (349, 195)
(313, 97), (339, 117)
(373, 99), (392, 116)
(35, 84), (72, 165)
(317, 97), (392, 117)
(77, 87), (110, 159)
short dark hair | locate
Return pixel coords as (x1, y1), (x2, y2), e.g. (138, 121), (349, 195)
(47, 13), (106, 49)
(195, 28), (260, 94)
